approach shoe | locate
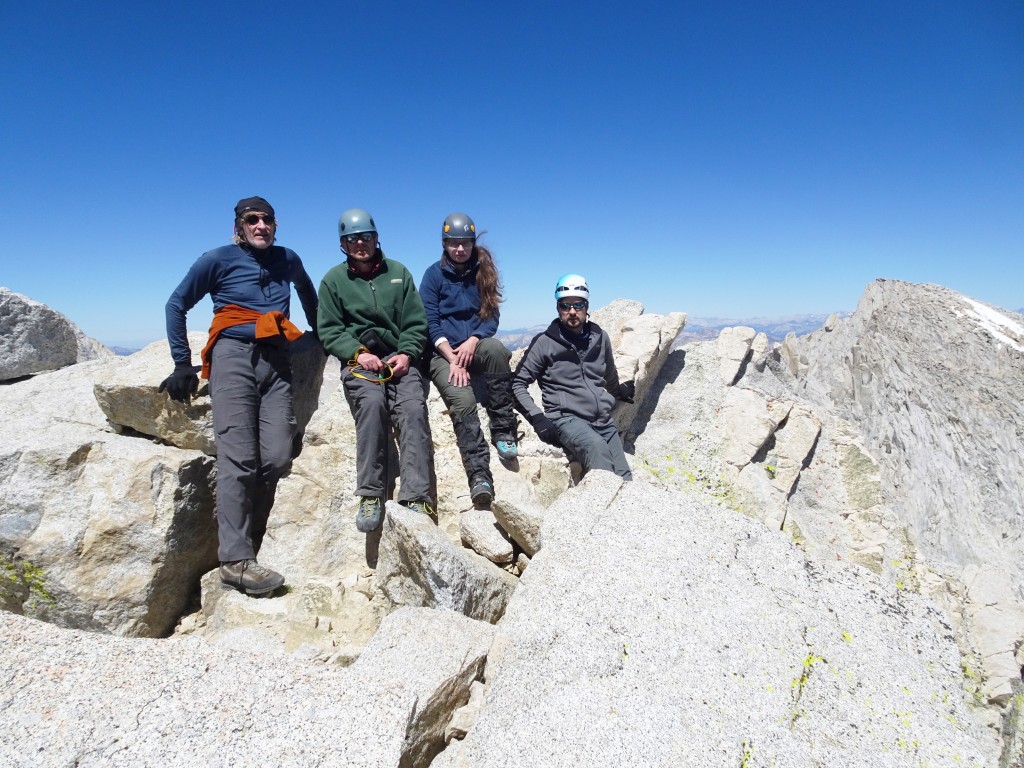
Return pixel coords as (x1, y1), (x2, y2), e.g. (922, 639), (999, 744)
(495, 438), (518, 461)
(470, 479), (494, 508)
(220, 559), (285, 597)
(403, 500), (436, 517)
(356, 496), (384, 532)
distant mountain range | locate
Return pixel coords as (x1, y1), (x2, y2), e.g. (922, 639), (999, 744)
(495, 313), (847, 350)
(677, 313), (849, 343)
(494, 326), (548, 351)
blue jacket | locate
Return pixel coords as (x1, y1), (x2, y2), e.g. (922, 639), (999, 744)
(165, 243), (318, 365)
(420, 256), (499, 353)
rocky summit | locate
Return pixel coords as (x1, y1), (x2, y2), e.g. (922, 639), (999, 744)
(1, 281), (1022, 767)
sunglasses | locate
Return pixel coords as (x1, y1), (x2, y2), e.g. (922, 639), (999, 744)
(557, 301), (588, 312)
(443, 237), (474, 248)
(343, 232), (376, 244)
(242, 213), (275, 225)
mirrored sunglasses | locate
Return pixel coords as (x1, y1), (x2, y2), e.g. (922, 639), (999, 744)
(557, 301), (588, 312)
(343, 232), (376, 244)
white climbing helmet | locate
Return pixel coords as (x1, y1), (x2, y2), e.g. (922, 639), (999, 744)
(554, 273), (589, 301)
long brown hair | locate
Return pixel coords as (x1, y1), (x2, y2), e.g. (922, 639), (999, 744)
(474, 242), (503, 319)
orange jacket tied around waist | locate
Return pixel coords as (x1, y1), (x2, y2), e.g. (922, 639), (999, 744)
(200, 304), (304, 379)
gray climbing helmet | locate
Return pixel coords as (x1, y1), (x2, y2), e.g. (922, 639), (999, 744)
(442, 212), (476, 240)
(338, 208), (377, 238)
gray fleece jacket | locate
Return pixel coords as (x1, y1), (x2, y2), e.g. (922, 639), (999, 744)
(512, 319), (626, 428)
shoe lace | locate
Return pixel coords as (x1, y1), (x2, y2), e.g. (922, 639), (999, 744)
(244, 560), (274, 578)
(409, 501), (436, 517)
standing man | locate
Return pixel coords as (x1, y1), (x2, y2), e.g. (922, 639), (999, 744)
(317, 208), (435, 532)
(512, 274), (636, 480)
(162, 196), (318, 596)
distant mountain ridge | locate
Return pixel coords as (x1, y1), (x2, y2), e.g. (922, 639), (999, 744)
(496, 313), (847, 350)
(494, 325), (548, 351)
(680, 312), (849, 343)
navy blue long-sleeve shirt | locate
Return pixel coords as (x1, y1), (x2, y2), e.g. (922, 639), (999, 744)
(165, 243), (318, 365)
(419, 258), (499, 353)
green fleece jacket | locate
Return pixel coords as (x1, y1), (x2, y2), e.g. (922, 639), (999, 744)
(317, 253), (428, 362)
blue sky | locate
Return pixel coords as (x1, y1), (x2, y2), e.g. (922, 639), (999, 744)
(2, 1), (1021, 348)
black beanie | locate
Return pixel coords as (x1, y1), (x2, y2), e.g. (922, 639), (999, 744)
(234, 196), (275, 219)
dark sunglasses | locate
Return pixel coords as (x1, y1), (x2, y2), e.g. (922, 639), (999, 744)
(443, 237), (475, 248)
(557, 301), (587, 312)
(343, 232), (376, 244)
(242, 213), (275, 225)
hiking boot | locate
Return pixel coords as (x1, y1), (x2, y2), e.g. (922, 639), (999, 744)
(356, 496), (384, 532)
(470, 478), (494, 508)
(403, 500), (436, 517)
(495, 438), (518, 461)
(220, 559), (285, 597)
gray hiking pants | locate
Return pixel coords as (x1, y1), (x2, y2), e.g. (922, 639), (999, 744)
(552, 414), (633, 481)
(210, 338), (296, 562)
(342, 364), (433, 504)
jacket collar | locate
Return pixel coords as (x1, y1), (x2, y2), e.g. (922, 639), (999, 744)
(544, 318), (596, 348)
(347, 249), (386, 280)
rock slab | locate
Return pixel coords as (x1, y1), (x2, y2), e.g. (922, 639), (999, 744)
(435, 472), (1000, 767)
(0, 287), (111, 381)
(376, 502), (519, 624)
(0, 608), (493, 768)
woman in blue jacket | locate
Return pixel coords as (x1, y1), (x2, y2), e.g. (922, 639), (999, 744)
(420, 213), (518, 509)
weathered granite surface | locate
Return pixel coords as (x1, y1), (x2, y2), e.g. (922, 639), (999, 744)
(0, 607), (493, 768)
(781, 280), (1024, 702)
(0, 358), (216, 636)
(435, 473), (1000, 768)
(0, 287), (111, 381)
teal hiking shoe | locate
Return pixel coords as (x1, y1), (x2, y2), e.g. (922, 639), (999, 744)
(495, 438), (518, 461)
(403, 500), (436, 517)
(356, 496), (384, 532)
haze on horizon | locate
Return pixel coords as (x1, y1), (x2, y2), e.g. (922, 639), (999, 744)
(2, 2), (1021, 350)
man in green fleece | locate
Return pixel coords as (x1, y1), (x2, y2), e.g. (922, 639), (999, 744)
(317, 208), (435, 532)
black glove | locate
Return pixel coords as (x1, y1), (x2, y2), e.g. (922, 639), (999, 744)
(617, 380), (636, 403)
(530, 413), (562, 447)
(158, 364), (199, 403)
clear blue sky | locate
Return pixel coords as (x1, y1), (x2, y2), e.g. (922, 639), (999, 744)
(2, 1), (1021, 348)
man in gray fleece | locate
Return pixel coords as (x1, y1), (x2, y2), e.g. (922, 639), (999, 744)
(512, 274), (635, 480)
